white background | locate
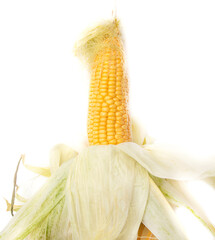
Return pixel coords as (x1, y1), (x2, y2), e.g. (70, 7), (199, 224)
(0, 0), (215, 239)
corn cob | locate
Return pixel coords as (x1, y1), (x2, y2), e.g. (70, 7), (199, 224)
(87, 22), (132, 145)
(76, 18), (156, 240)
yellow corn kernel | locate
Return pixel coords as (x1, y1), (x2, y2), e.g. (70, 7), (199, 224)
(115, 134), (123, 140)
(107, 120), (115, 124)
(100, 112), (108, 117)
(107, 135), (114, 141)
(102, 107), (109, 112)
(108, 116), (116, 121)
(99, 129), (106, 134)
(100, 117), (107, 122)
(109, 139), (117, 144)
(108, 81), (116, 85)
(137, 224), (156, 240)
(106, 99), (114, 105)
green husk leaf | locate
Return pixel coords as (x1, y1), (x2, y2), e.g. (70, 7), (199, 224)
(151, 176), (215, 236)
(0, 160), (72, 240)
(117, 142), (215, 180)
(22, 155), (51, 177)
(205, 177), (215, 189)
(49, 144), (78, 174)
(142, 177), (189, 240)
(131, 118), (154, 146)
(1, 144), (149, 240)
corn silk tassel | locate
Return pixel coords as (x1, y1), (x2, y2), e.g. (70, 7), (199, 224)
(1, 19), (215, 240)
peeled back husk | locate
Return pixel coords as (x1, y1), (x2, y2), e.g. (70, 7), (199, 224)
(0, 145), (149, 240)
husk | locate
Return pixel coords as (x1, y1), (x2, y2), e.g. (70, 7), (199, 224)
(0, 143), (215, 240)
(151, 176), (215, 235)
(22, 155), (51, 177)
(142, 177), (189, 240)
(1, 141), (215, 239)
(65, 146), (149, 240)
(117, 142), (215, 180)
(131, 122), (215, 236)
(0, 144), (149, 240)
(49, 144), (78, 174)
(131, 118), (154, 146)
(0, 159), (71, 240)
(205, 177), (215, 189)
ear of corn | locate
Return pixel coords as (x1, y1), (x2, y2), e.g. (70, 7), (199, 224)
(75, 19), (132, 146)
(2, 18), (215, 240)
(75, 18), (156, 240)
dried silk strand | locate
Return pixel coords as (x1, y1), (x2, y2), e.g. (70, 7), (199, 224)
(11, 155), (23, 216)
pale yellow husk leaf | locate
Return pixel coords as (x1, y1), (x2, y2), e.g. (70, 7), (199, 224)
(2, 142), (215, 239)
(0, 144), (149, 240)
